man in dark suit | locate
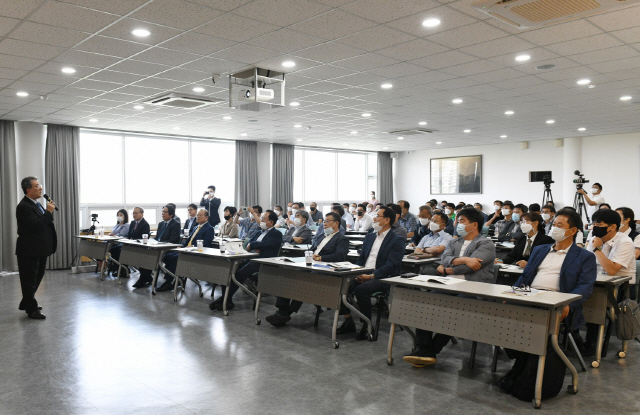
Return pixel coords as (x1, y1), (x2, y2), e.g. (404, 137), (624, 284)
(498, 212), (554, 267)
(108, 207), (151, 287)
(15, 176), (57, 319)
(158, 209), (215, 292)
(266, 212), (349, 327)
(210, 211), (283, 311)
(200, 185), (221, 227)
(497, 208), (596, 391)
(155, 205), (182, 244)
(183, 203), (198, 234)
(337, 206), (405, 340)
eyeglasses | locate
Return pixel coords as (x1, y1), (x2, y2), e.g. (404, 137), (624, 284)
(511, 284), (531, 293)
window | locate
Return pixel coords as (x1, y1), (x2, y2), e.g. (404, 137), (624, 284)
(79, 133), (123, 204)
(293, 149), (303, 202)
(305, 150), (336, 201)
(337, 152), (366, 201)
(191, 141), (235, 208)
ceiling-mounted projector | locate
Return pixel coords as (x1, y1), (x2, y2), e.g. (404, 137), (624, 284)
(239, 87), (274, 103)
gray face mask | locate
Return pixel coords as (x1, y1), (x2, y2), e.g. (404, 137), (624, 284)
(324, 226), (334, 236)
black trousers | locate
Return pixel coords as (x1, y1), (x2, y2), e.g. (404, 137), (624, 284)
(220, 261), (259, 300)
(161, 252), (180, 284)
(276, 297), (303, 314)
(17, 255), (48, 313)
(415, 329), (451, 357)
(339, 278), (386, 321)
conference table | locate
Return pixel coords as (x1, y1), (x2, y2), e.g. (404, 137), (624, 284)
(116, 239), (182, 293)
(251, 257), (374, 349)
(382, 276), (581, 409)
(74, 235), (121, 280)
(345, 250), (440, 274)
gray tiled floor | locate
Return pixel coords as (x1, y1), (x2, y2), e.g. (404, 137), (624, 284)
(1, 270), (639, 415)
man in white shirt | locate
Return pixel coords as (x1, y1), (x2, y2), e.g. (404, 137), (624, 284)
(415, 212), (452, 256)
(341, 204), (354, 230)
(273, 205), (286, 228)
(352, 204), (373, 232)
(579, 182), (604, 221)
(542, 204), (556, 235)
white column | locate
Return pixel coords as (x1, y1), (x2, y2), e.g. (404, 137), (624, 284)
(15, 121), (46, 203)
(562, 137), (582, 208)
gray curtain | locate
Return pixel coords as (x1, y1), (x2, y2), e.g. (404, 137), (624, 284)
(0, 120), (18, 272)
(235, 140), (258, 208)
(377, 152), (394, 205)
(45, 124), (80, 269)
(271, 143), (294, 208)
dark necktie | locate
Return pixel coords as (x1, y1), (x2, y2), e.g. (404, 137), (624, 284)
(524, 238), (533, 256)
(157, 223), (167, 240)
(37, 203), (45, 214)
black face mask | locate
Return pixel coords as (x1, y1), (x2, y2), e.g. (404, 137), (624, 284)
(224, 215), (231, 221)
(357, 211), (363, 217)
(310, 207), (316, 211)
(592, 225), (609, 238)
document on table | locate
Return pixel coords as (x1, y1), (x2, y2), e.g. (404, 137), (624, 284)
(274, 257), (306, 263)
(500, 264), (523, 271)
(502, 288), (547, 297)
(410, 275), (465, 285)
(327, 262), (363, 269)
(497, 242), (515, 248)
(225, 241), (249, 254)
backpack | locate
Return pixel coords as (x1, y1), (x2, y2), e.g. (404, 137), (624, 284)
(510, 343), (566, 402)
(607, 282), (640, 341)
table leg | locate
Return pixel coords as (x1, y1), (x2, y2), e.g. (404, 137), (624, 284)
(533, 355), (545, 408)
(551, 333), (579, 393)
(332, 309), (340, 349)
(341, 294), (374, 341)
(387, 323), (396, 365)
(222, 261), (240, 316)
(99, 258), (106, 281)
(593, 324), (605, 368)
(254, 292), (262, 325)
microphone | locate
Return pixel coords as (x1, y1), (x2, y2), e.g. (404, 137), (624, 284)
(43, 194), (59, 211)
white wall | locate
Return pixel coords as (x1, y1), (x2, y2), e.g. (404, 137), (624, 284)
(394, 132), (640, 215)
(14, 121), (47, 203)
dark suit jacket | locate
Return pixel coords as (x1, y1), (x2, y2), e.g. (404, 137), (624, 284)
(503, 232), (554, 265)
(444, 217), (454, 236)
(356, 230), (405, 279)
(128, 218), (150, 240)
(200, 196), (221, 224)
(248, 227), (283, 258)
(155, 219), (181, 243)
(15, 196), (57, 257)
(516, 243), (597, 329)
(182, 222), (215, 248)
(310, 232), (349, 263)
(183, 216), (198, 233)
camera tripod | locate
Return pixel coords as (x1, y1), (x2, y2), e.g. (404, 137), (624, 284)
(542, 184), (553, 207)
(88, 216), (100, 235)
(573, 188), (591, 226)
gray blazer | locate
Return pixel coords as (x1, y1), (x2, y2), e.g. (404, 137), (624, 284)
(283, 226), (313, 244)
(440, 234), (496, 283)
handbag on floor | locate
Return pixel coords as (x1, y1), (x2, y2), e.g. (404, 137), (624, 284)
(510, 343), (566, 402)
(607, 283), (640, 341)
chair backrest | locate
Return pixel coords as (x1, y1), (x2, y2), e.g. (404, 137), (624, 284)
(276, 228), (286, 235)
(309, 225), (319, 231)
(583, 230), (589, 239)
(482, 225), (489, 237)
(242, 237), (251, 250)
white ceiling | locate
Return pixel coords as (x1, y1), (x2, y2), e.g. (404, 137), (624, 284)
(1, 0), (640, 152)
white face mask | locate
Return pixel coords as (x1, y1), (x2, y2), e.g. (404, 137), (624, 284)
(429, 221), (441, 232)
(550, 226), (569, 242)
(291, 209), (298, 216)
(260, 222), (268, 230)
(287, 206), (292, 212)
(541, 213), (550, 221)
(324, 226), (334, 236)
(590, 188), (598, 194)
(444, 208), (452, 215)
(350, 207), (356, 212)
(520, 223), (533, 234)
(501, 209), (511, 216)
(370, 194), (375, 199)
(372, 221), (383, 233)
(366, 206), (372, 212)
(275, 210), (281, 216)
(419, 217), (429, 226)
(494, 205), (501, 211)
(294, 218), (302, 226)
(117, 216), (124, 223)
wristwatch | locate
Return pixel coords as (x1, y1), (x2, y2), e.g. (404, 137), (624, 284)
(593, 246), (601, 252)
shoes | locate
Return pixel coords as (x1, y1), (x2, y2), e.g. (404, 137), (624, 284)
(266, 311), (291, 327)
(403, 348), (437, 367)
(209, 298), (223, 310)
(498, 369), (520, 392)
(19, 304), (42, 311)
(214, 300), (233, 311)
(356, 324), (370, 341)
(580, 342), (596, 357)
(27, 310), (46, 320)
(336, 319), (356, 335)
(132, 278), (151, 288)
(156, 281), (174, 292)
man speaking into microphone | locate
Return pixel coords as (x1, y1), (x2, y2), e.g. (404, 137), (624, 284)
(15, 176), (57, 320)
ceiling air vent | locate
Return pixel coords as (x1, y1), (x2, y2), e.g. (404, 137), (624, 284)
(388, 128), (437, 136)
(144, 92), (225, 109)
(472, 0), (640, 29)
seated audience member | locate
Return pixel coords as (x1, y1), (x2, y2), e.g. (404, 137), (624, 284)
(166, 203), (181, 226)
(403, 207), (496, 367)
(582, 209), (637, 354)
(474, 203), (489, 222)
(365, 202), (374, 216)
(312, 206), (347, 245)
(210, 211), (283, 311)
(309, 202), (324, 224)
(110, 209), (130, 237)
(273, 205), (287, 228)
(600, 203), (611, 210)
(350, 203), (358, 215)
(386, 203), (408, 240)
(283, 210), (313, 244)
(156, 205), (182, 243)
(332, 205), (348, 230)
(440, 200), (448, 210)
(529, 203), (541, 216)
(124, 208), (152, 287)
(444, 203), (456, 222)
(542, 204), (556, 235)
(341, 203), (355, 229)
(495, 202), (518, 242)
(497, 213), (554, 267)
(284, 202), (293, 219)
(353, 203), (374, 232)
(451, 203), (466, 237)
(498, 208), (596, 390)
(266, 212), (350, 327)
(184, 204), (198, 234)
(507, 203), (529, 241)
(398, 200), (418, 238)
(486, 200), (504, 226)
(158, 209), (215, 292)
(285, 202), (303, 228)
(337, 206), (404, 340)
(219, 206), (239, 238)
(616, 207), (640, 259)
(411, 205), (433, 246)
(235, 205), (262, 239)
(415, 211), (452, 256)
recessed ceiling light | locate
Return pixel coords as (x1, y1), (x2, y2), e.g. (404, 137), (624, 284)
(436, 141), (442, 144)
(578, 127), (586, 131)
(289, 101), (300, 107)
(296, 138), (303, 142)
(89, 119), (98, 123)
(620, 95), (632, 101)
(350, 131), (358, 134)
(452, 98), (463, 104)
(500, 135), (507, 138)
(241, 133), (247, 137)
(397, 136), (404, 140)
(361, 113), (371, 117)
(381, 83), (393, 89)
(515, 54), (531, 62)
(192, 87), (205, 92)
(588, 85), (595, 89)
(223, 116), (232, 120)
(464, 129), (471, 133)
(546, 119), (555, 124)
(16, 91), (29, 97)
(418, 121), (427, 126)
(504, 110), (514, 115)
(294, 124), (302, 128)
(173, 127), (181, 130)
(134, 105), (144, 110)
(282, 60), (296, 68)
(132, 29), (150, 37)
(422, 18), (441, 28)
(61, 67), (76, 74)
(576, 78), (591, 85)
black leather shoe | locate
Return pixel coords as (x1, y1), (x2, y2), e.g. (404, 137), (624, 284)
(580, 342), (596, 357)
(266, 311), (291, 327)
(132, 278), (151, 288)
(214, 301), (233, 311)
(356, 324), (370, 341)
(336, 319), (356, 335)
(156, 281), (174, 292)
(27, 310), (46, 320)
(498, 369), (519, 392)
(209, 298), (222, 310)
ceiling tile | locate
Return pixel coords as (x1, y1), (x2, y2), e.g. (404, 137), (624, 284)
(245, 28), (325, 54)
(376, 38), (449, 61)
(108, 59), (172, 76)
(0, 0), (45, 19)
(611, 27), (640, 45)
(410, 50), (477, 70)
(210, 43), (280, 64)
(333, 53), (399, 71)
(0, 16), (20, 37)
(155, 68), (210, 83)
(130, 0), (225, 30)
(0, 38), (66, 61)
(545, 33), (623, 57)
(134, 47), (202, 66)
(458, 36), (535, 59)
(59, 0), (149, 15)
(587, 5), (640, 31)
(99, 18), (184, 46)
(517, 20), (603, 46)
(195, 13), (280, 42)
(159, 32), (237, 55)
(588, 56), (640, 73)
(426, 21), (509, 49)
(293, 42), (366, 63)
(20, 71), (79, 86)
(232, 0), (331, 26)
(180, 57), (247, 73)
(54, 50), (122, 69)
(75, 36), (150, 58)
(294, 64), (355, 80)
(339, 0), (439, 24)
(28, 1), (118, 33)
(0, 67), (28, 80)
(336, 26), (416, 52)
(439, 59), (502, 77)
(571, 45), (640, 65)
(385, 6), (478, 37)
(88, 70), (147, 84)
(0, 53), (46, 70)
(288, 9), (377, 41)
(187, 0), (253, 12)
(8, 21), (90, 48)
(368, 62), (426, 78)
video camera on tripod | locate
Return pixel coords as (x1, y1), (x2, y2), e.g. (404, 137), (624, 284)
(572, 170), (589, 189)
(572, 171), (591, 225)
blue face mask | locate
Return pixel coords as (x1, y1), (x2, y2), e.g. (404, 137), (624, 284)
(512, 213), (520, 222)
(457, 223), (468, 237)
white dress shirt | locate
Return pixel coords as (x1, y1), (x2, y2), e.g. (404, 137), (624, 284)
(342, 212), (354, 228)
(622, 227), (640, 249)
(353, 213), (373, 232)
(364, 229), (390, 269)
(587, 193), (605, 218)
(530, 244), (572, 291)
(459, 240), (472, 258)
(588, 232), (636, 282)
